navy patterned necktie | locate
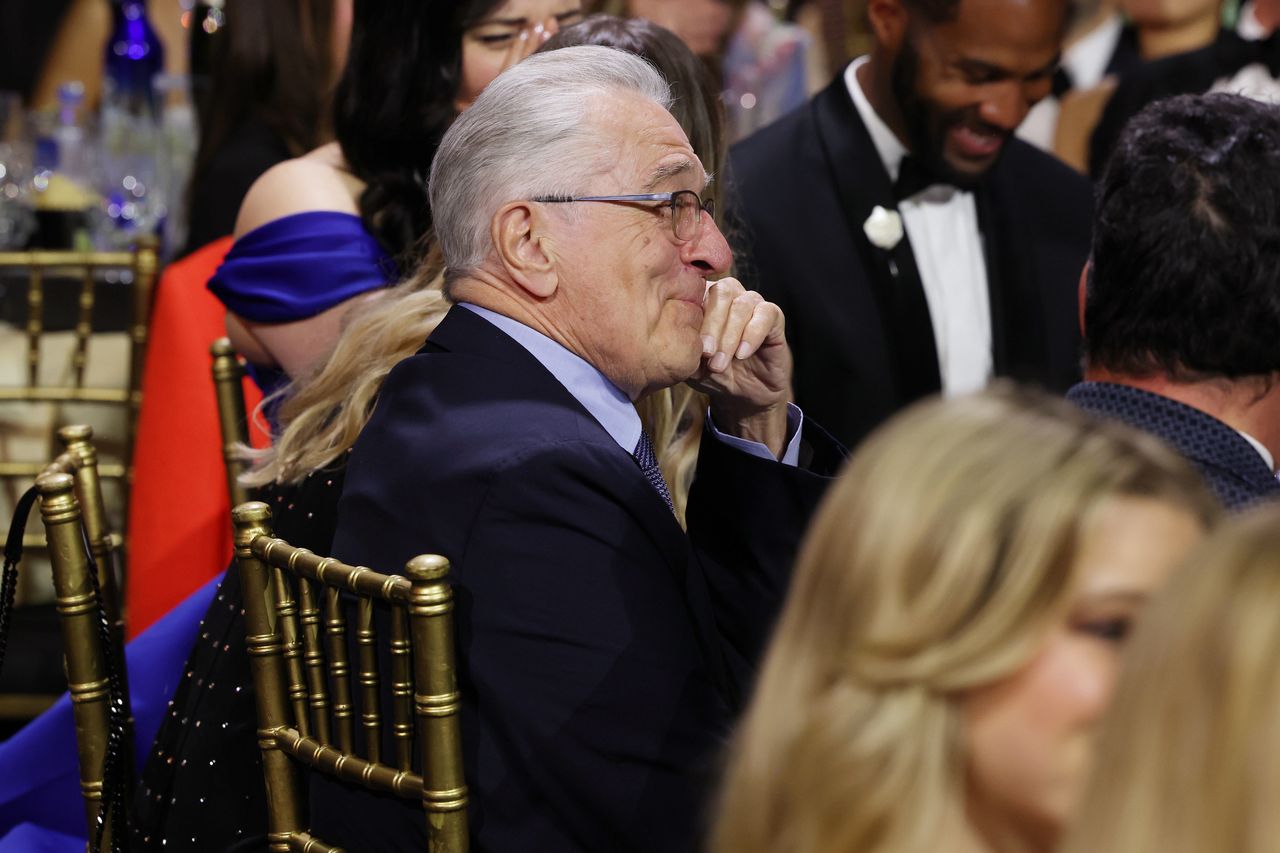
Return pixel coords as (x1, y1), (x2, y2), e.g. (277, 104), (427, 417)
(633, 429), (675, 514)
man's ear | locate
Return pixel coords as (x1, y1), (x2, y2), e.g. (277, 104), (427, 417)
(867, 0), (909, 52)
(491, 200), (558, 299)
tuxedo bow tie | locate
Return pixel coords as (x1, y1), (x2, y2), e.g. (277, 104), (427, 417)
(1220, 29), (1280, 77)
(1051, 66), (1073, 98)
(893, 155), (947, 200)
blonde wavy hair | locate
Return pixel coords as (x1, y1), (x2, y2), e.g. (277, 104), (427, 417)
(240, 242), (448, 488)
(1059, 504), (1280, 853)
(710, 386), (1219, 853)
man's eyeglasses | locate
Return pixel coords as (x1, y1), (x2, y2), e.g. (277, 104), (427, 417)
(533, 190), (715, 242)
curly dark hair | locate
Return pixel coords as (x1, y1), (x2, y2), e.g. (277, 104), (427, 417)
(1085, 93), (1280, 380)
(332, 0), (503, 271)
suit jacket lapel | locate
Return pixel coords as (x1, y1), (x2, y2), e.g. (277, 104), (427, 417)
(974, 185), (1009, 375)
(811, 76), (942, 402)
(427, 306), (734, 703)
(977, 172), (1047, 380)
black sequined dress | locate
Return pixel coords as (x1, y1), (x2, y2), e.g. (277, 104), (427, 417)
(132, 462), (345, 851)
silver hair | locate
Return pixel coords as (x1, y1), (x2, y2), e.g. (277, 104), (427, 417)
(428, 45), (673, 280)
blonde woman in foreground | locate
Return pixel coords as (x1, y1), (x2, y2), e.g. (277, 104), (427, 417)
(711, 387), (1221, 853)
(1060, 504), (1280, 853)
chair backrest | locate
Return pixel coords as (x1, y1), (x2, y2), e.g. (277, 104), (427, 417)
(34, 442), (136, 849)
(50, 425), (128, 676)
(0, 238), (160, 546)
(232, 500), (469, 853)
(209, 337), (252, 508)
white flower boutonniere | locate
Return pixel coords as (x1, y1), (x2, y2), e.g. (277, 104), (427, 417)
(863, 205), (904, 251)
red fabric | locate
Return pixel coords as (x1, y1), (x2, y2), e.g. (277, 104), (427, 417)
(126, 237), (268, 637)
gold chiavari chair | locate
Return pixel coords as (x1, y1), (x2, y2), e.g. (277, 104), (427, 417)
(232, 501), (469, 853)
(210, 337), (252, 509)
(0, 424), (130, 720)
(0, 237), (160, 553)
(29, 447), (135, 849)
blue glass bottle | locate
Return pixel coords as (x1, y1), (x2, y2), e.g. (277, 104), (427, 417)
(104, 0), (166, 116)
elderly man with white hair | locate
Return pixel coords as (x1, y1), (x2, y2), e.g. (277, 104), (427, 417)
(316, 45), (844, 850)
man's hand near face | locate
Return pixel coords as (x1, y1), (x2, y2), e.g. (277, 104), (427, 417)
(687, 278), (794, 459)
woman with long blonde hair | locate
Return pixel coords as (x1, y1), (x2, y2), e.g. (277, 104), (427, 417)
(1060, 504), (1280, 853)
(711, 386), (1220, 853)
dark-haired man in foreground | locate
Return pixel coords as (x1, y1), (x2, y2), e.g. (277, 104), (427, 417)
(1069, 92), (1280, 511)
(730, 0), (1092, 448)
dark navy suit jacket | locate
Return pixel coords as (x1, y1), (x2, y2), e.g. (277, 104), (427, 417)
(729, 71), (1093, 448)
(313, 305), (844, 851)
(1068, 381), (1280, 511)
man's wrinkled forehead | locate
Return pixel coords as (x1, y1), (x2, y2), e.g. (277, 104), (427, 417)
(584, 91), (706, 189)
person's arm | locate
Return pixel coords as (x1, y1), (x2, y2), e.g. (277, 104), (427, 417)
(688, 277), (794, 458)
(30, 0), (110, 110)
(680, 278), (848, 697)
(225, 150), (376, 379)
(1052, 78), (1117, 174)
(688, 414), (845, 696)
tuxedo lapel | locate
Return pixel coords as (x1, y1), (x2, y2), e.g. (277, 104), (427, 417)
(810, 77), (942, 402)
(976, 168), (1046, 380)
(974, 184), (1010, 375)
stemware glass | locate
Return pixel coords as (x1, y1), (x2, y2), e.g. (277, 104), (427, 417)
(0, 92), (36, 250)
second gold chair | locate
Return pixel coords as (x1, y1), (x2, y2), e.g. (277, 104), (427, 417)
(232, 501), (469, 852)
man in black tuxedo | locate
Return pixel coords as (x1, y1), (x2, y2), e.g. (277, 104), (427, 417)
(1069, 93), (1280, 511)
(730, 0), (1093, 448)
(313, 46), (842, 851)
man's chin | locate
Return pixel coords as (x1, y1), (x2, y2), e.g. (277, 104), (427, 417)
(941, 140), (1009, 186)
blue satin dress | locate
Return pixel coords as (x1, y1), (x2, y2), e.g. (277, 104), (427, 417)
(207, 210), (397, 398)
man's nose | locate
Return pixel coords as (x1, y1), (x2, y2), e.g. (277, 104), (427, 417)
(683, 212), (732, 276)
(978, 83), (1031, 132)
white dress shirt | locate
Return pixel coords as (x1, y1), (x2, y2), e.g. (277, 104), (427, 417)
(845, 57), (992, 396)
(1237, 1), (1269, 40)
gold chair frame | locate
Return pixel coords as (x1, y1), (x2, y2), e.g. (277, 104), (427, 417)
(233, 501), (469, 853)
(0, 424), (130, 721)
(210, 337), (252, 509)
(32, 426), (136, 848)
(0, 238), (160, 550)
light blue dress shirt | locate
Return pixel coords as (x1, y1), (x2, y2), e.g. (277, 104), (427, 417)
(460, 303), (802, 466)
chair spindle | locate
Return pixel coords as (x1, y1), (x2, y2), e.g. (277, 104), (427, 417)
(297, 576), (332, 744)
(272, 555), (310, 739)
(325, 586), (355, 753)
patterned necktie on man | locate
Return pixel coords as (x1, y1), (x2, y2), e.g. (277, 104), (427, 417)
(633, 429), (675, 514)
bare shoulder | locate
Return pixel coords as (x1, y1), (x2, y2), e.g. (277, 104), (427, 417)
(233, 143), (367, 237)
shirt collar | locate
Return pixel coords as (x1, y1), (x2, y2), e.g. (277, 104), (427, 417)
(1237, 427), (1275, 472)
(1238, 1), (1268, 40)
(844, 56), (911, 183)
(844, 56), (967, 202)
(459, 302), (642, 454)
(1064, 13), (1125, 89)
